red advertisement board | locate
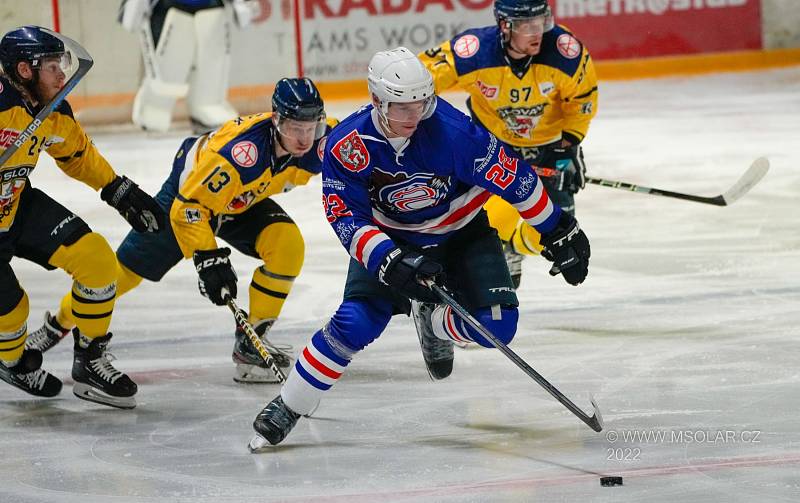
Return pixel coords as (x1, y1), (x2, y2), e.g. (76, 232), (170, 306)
(555, 0), (762, 60)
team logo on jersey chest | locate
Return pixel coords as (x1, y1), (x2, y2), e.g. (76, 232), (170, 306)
(497, 104), (547, 139)
(371, 168), (451, 213)
(332, 130), (370, 173)
(0, 178), (25, 217)
(231, 140), (258, 168)
(316, 136), (327, 162)
(227, 190), (256, 211)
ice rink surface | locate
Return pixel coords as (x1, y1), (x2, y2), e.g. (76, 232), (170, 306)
(2, 67), (799, 502)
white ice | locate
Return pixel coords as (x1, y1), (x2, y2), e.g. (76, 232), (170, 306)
(2, 68), (799, 502)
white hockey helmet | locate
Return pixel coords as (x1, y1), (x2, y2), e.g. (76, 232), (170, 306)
(367, 47), (436, 120)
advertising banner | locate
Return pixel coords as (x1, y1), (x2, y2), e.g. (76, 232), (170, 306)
(555, 0), (762, 59)
(283, 0), (763, 81)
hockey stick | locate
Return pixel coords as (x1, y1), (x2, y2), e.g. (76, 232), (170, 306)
(424, 280), (604, 432)
(582, 157), (769, 206)
(222, 289), (287, 383)
(0, 29), (94, 168)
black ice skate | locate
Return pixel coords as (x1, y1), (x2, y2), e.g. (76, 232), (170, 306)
(72, 330), (137, 409)
(502, 241), (525, 289)
(26, 311), (70, 353)
(249, 395), (300, 450)
(232, 319), (293, 383)
(0, 348), (62, 397)
(411, 301), (454, 380)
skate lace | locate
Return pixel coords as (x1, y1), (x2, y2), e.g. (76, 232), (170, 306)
(22, 368), (49, 391)
(262, 398), (299, 430)
(27, 325), (61, 351)
(90, 352), (123, 384)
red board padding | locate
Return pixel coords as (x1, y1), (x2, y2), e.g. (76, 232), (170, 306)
(557, 0), (762, 60)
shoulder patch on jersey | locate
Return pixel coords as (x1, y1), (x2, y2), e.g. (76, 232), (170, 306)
(231, 140), (258, 168)
(184, 208), (202, 224)
(453, 34), (480, 59)
(556, 34), (581, 59)
(331, 129), (370, 173)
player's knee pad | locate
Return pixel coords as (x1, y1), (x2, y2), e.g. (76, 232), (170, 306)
(250, 222), (304, 320)
(50, 233), (117, 338)
(50, 232), (117, 286)
(116, 263), (144, 298)
(249, 265), (294, 322)
(433, 304), (518, 348)
(0, 291), (29, 362)
(326, 298), (393, 352)
(254, 222), (305, 277)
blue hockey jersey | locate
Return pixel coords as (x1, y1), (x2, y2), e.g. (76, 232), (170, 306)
(321, 97), (562, 276)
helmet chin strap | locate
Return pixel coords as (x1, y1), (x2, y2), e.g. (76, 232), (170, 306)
(375, 102), (407, 139)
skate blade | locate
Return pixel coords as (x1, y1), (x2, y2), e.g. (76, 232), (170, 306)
(233, 364), (282, 384)
(73, 382), (136, 409)
(248, 433), (270, 453)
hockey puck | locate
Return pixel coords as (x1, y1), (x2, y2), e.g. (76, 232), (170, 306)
(600, 476), (623, 487)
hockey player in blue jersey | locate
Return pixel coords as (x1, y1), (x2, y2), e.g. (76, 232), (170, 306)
(248, 47), (591, 448)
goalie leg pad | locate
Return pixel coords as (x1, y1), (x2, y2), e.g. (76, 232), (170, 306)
(186, 6), (237, 129)
(132, 7), (195, 131)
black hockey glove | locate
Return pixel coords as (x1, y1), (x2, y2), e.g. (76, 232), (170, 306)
(533, 144), (586, 195)
(540, 211), (590, 286)
(193, 247), (238, 306)
(378, 247), (444, 303)
(101, 176), (165, 233)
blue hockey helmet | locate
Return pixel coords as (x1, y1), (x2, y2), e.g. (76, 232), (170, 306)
(271, 77), (326, 145)
(494, 0), (554, 31)
(272, 77), (325, 122)
(0, 26), (67, 81)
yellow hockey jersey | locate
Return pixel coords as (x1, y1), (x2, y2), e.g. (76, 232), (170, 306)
(170, 112), (338, 256)
(0, 75), (116, 233)
(419, 24), (598, 148)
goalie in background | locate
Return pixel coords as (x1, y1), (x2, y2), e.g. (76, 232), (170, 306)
(118, 0), (269, 133)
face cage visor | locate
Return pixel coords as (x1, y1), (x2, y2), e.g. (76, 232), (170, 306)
(505, 14), (553, 37)
(274, 112), (327, 143)
(379, 96), (436, 125)
(31, 51), (74, 76)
